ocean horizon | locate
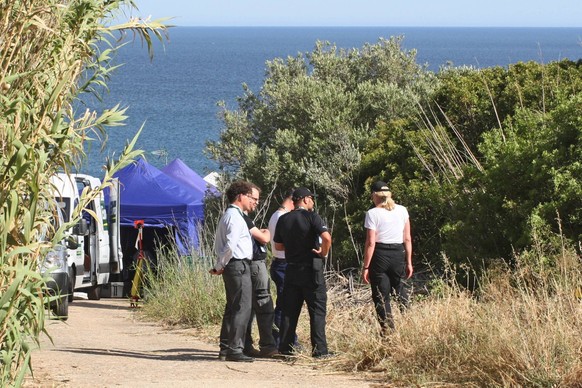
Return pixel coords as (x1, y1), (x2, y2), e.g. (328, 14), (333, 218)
(82, 26), (582, 177)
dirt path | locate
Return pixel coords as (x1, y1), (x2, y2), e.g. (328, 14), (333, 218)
(24, 298), (372, 387)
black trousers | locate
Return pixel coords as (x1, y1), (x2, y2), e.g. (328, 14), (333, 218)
(369, 244), (409, 329)
(278, 263), (328, 357)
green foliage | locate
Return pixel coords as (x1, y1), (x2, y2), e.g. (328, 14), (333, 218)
(441, 70), (582, 264)
(362, 60), (582, 267)
(206, 37), (437, 266)
(0, 0), (167, 384)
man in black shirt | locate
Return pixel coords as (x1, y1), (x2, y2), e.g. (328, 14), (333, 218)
(273, 187), (332, 358)
(242, 185), (278, 357)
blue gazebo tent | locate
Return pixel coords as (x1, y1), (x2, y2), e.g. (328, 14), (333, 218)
(114, 158), (204, 254)
(162, 158), (219, 197)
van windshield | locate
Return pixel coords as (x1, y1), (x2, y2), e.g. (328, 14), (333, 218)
(55, 197), (71, 223)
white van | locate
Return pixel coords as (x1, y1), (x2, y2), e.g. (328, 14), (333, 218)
(50, 173), (123, 300)
(40, 200), (79, 319)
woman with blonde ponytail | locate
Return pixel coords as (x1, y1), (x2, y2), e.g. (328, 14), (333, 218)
(362, 181), (413, 333)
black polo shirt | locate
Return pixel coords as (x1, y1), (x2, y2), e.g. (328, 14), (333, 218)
(243, 213), (267, 261)
(273, 208), (328, 265)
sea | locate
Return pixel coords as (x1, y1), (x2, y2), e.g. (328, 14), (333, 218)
(82, 27), (582, 178)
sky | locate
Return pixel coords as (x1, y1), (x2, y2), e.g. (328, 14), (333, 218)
(126, 0), (582, 28)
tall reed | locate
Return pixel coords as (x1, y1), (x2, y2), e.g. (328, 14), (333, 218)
(0, 1), (167, 385)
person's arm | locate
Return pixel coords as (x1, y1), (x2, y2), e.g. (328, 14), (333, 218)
(403, 219), (413, 279)
(212, 212), (241, 273)
(274, 242), (285, 251)
(362, 228), (375, 284)
(312, 231), (331, 258)
(250, 226), (270, 245)
(273, 214), (285, 252)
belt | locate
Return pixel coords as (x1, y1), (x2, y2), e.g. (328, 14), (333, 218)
(273, 257), (286, 261)
(375, 243), (404, 249)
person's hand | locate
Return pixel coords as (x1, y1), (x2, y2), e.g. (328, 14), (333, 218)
(405, 263), (413, 279)
(312, 247), (326, 258)
(209, 268), (224, 275)
(362, 268), (370, 284)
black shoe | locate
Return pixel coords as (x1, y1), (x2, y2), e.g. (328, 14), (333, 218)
(243, 347), (261, 357)
(225, 353), (254, 362)
(273, 350), (296, 360)
(258, 347), (279, 358)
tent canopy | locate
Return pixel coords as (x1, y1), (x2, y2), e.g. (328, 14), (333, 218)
(114, 158), (205, 252)
(162, 158), (219, 197)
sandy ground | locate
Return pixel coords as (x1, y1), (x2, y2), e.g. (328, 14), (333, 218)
(23, 298), (374, 388)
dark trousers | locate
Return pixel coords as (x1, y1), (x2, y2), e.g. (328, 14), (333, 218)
(369, 244), (409, 330)
(270, 258), (287, 346)
(219, 259), (252, 356)
(278, 264), (328, 357)
(244, 259), (276, 352)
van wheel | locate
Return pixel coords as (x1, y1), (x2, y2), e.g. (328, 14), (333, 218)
(87, 285), (101, 300)
(52, 297), (69, 320)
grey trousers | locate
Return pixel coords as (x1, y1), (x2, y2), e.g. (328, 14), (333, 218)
(244, 259), (276, 351)
(219, 259), (252, 356)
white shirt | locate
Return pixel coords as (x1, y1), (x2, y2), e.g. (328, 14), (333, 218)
(213, 205), (252, 270)
(268, 208), (287, 258)
(364, 205), (409, 244)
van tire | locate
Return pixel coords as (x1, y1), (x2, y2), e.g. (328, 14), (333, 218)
(87, 285), (101, 300)
(52, 297), (69, 320)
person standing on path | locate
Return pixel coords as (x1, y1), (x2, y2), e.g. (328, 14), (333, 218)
(242, 185), (278, 358)
(274, 187), (332, 358)
(210, 180), (255, 362)
(362, 181), (413, 332)
(267, 188), (296, 347)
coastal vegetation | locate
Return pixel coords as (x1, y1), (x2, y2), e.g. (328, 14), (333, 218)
(207, 40), (582, 273)
(156, 36), (581, 385)
(0, 1), (166, 385)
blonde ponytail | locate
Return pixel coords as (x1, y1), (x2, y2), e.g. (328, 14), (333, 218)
(374, 190), (396, 211)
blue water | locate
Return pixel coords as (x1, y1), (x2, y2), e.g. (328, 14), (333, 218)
(82, 27), (582, 177)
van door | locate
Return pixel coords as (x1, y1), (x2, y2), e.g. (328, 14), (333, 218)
(75, 175), (110, 287)
(107, 178), (123, 274)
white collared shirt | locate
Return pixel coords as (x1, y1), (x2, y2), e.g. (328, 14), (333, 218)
(268, 208), (287, 258)
(213, 205), (252, 270)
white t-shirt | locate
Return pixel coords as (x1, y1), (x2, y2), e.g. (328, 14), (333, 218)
(268, 208), (287, 258)
(364, 205), (409, 244)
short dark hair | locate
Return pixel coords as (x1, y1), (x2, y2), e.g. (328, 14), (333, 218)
(249, 183), (261, 194)
(283, 187), (294, 199)
(226, 181), (253, 203)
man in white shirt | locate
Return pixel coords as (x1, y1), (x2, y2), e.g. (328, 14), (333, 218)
(210, 180), (255, 362)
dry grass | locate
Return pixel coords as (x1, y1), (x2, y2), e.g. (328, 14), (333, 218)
(321, 248), (582, 387)
(141, 242), (582, 387)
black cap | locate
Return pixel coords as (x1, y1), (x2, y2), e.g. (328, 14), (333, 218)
(371, 181), (389, 192)
(292, 187), (316, 201)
